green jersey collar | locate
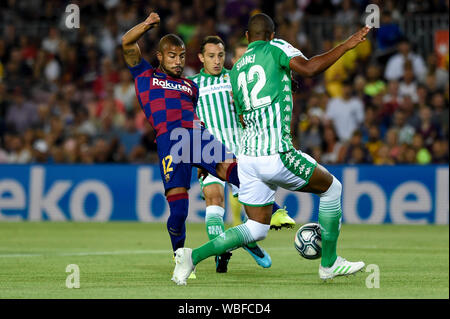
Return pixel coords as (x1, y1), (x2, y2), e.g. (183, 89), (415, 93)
(247, 40), (267, 49)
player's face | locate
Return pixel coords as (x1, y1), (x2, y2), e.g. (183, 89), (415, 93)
(159, 44), (185, 78)
(199, 43), (225, 76)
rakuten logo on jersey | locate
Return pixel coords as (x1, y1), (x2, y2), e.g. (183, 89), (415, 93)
(152, 78), (192, 95)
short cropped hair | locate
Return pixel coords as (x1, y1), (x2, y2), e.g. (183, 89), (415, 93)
(200, 35), (225, 53)
(248, 13), (275, 41)
(158, 34), (185, 52)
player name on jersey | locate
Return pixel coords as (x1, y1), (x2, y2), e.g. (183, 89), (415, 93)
(235, 54), (255, 71)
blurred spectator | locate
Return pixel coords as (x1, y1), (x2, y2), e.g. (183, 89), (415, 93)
(399, 95), (420, 128)
(411, 133), (432, 164)
(301, 107), (324, 153)
(324, 26), (358, 98)
(342, 130), (371, 164)
(382, 80), (402, 115)
(32, 139), (49, 163)
(5, 87), (39, 133)
(430, 92), (449, 139)
(431, 139), (449, 164)
(415, 105), (441, 148)
(364, 64), (386, 97)
(334, 0), (358, 27)
(41, 27), (62, 55)
(359, 105), (379, 143)
(401, 145), (418, 164)
(374, 144), (395, 165)
(392, 109), (416, 145)
(353, 74), (371, 106)
(384, 38), (427, 83)
(5, 134), (31, 163)
(325, 80), (364, 142)
(373, 10), (404, 61)
(93, 57), (120, 99)
(384, 128), (401, 163)
(398, 62), (419, 103)
(365, 125), (383, 162)
(321, 125), (345, 164)
(114, 68), (136, 112)
(117, 112), (142, 156)
(426, 53), (449, 90)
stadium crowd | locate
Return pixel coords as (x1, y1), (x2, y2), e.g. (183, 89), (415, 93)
(0, 0), (448, 165)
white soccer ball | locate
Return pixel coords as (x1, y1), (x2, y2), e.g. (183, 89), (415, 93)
(294, 223), (322, 260)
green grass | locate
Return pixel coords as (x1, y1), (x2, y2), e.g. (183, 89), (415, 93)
(0, 222), (448, 299)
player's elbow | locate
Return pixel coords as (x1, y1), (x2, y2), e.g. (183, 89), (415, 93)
(121, 36), (129, 47)
(290, 57), (315, 77)
(121, 35), (133, 48)
(302, 61), (321, 77)
(291, 63), (315, 78)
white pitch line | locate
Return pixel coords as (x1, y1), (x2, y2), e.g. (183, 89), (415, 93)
(0, 249), (172, 258)
(0, 245), (383, 258)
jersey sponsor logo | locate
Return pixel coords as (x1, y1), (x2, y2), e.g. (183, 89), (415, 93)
(235, 54), (256, 71)
(199, 83), (232, 97)
(152, 78), (193, 95)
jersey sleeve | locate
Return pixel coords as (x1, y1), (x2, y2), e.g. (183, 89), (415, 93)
(127, 58), (153, 79)
(190, 80), (199, 107)
(269, 38), (307, 70)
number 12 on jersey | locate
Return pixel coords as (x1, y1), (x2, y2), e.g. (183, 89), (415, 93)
(237, 65), (272, 111)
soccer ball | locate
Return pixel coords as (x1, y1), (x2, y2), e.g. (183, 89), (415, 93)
(294, 223), (322, 260)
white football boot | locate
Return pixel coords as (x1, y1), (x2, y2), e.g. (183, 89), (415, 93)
(319, 256), (365, 280)
(172, 248), (195, 285)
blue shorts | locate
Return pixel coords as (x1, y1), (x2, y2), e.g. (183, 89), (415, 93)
(156, 127), (235, 193)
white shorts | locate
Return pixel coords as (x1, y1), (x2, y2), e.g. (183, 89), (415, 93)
(199, 174), (240, 197)
(238, 149), (317, 206)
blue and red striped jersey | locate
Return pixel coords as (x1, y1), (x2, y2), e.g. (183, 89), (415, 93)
(128, 59), (200, 137)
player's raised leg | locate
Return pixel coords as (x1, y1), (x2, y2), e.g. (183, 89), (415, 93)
(172, 206), (272, 285)
(199, 164), (272, 270)
(299, 164), (365, 279)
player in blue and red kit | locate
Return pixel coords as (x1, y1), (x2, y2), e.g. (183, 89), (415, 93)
(121, 13), (245, 268)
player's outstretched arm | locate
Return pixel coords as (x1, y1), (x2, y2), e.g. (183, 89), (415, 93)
(121, 12), (160, 67)
(289, 25), (371, 77)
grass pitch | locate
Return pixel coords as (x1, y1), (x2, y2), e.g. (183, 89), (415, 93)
(0, 222), (448, 299)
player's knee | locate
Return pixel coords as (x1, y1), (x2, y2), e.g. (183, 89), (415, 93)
(244, 219), (270, 241)
(320, 175), (342, 201)
(167, 209), (188, 229)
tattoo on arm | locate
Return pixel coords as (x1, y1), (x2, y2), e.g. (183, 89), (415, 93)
(123, 45), (141, 67)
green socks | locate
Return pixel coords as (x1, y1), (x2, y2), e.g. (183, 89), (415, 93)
(205, 205), (225, 240)
(192, 224), (254, 265)
(318, 198), (342, 267)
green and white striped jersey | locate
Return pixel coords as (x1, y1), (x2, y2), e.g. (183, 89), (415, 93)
(230, 38), (306, 156)
(189, 68), (242, 154)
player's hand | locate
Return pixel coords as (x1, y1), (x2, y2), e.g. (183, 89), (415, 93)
(344, 25), (371, 50)
(144, 12), (160, 28)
